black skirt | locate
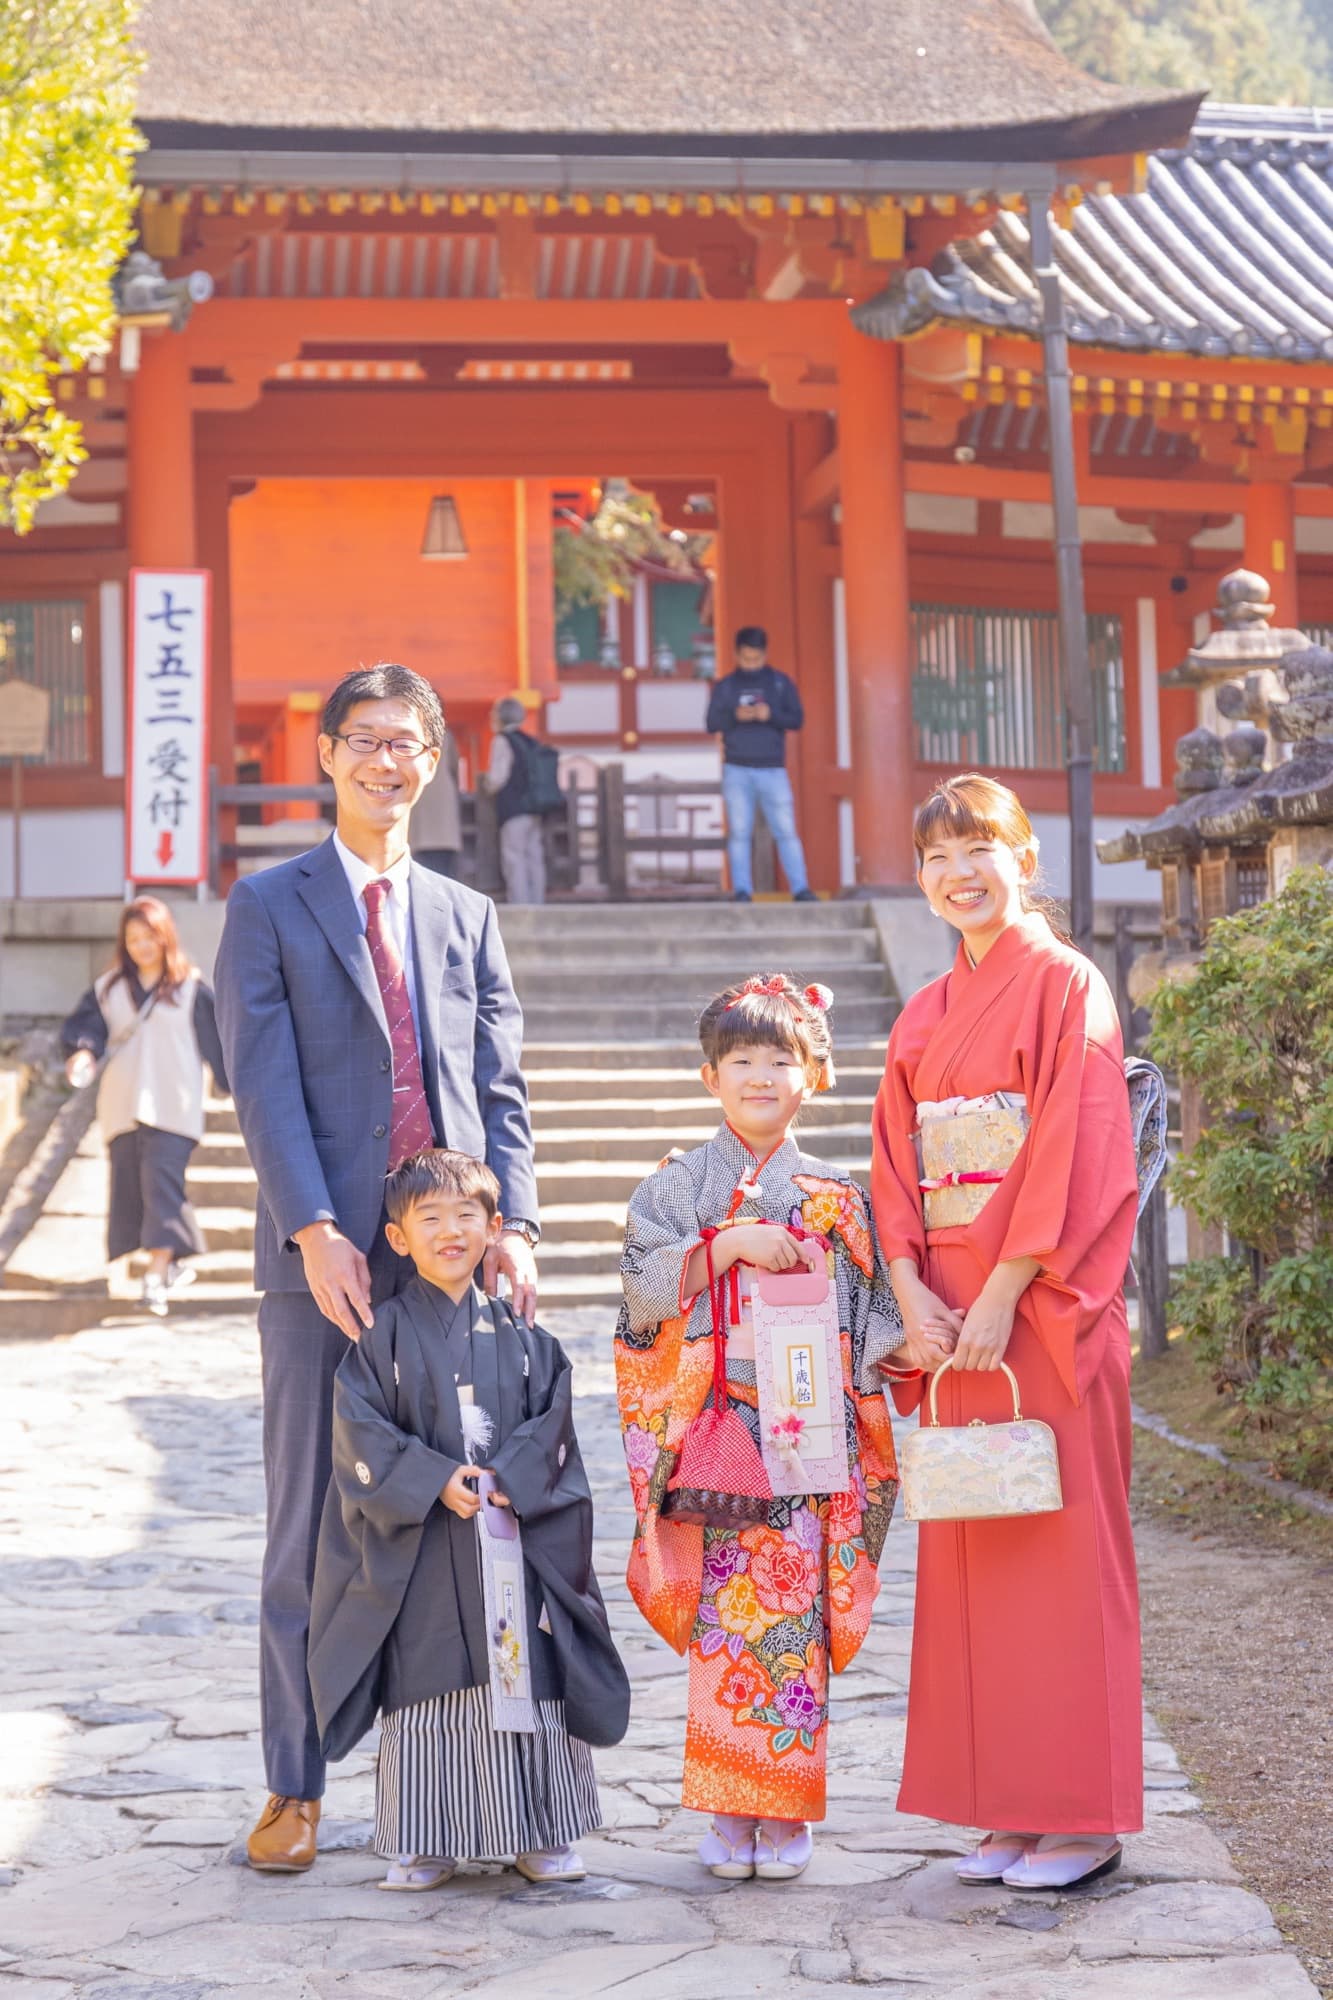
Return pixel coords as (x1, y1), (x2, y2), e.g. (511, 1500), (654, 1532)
(107, 1124), (207, 1262)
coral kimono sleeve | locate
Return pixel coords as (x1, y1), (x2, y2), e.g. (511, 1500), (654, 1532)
(870, 1062), (928, 1275)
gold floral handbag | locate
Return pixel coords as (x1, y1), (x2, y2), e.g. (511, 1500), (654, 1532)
(899, 1357), (1063, 1522)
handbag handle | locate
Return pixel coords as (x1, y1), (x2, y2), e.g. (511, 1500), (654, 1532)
(927, 1354), (1023, 1427)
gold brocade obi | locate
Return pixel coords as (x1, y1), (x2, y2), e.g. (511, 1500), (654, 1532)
(916, 1091), (1030, 1230)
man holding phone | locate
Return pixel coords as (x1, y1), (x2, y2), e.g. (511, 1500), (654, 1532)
(705, 624), (817, 904)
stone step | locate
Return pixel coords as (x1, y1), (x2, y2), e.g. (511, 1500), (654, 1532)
(193, 1204), (259, 1250)
(0, 1283), (259, 1341)
(538, 1202), (634, 1241)
(535, 1154), (869, 1207)
(532, 1237), (624, 1273)
(535, 1120), (873, 1163)
(186, 1163), (263, 1208)
(188, 1248), (259, 1282)
(519, 997), (898, 1042)
(521, 1041), (890, 1070)
(538, 1271), (624, 1308)
(526, 1091), (879, 1123)
(195, 1131), (253, 1169)
(522, 1060), (886, 1095)
(496, 899), (873, 936)
(512, 963), (892, 1004)
(504, 932), (882, 970)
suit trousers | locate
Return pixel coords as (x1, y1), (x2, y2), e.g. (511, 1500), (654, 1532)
(257, 1227), (413, 1798)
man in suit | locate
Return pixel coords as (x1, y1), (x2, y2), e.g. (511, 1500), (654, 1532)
(215, 662), (539, 1873)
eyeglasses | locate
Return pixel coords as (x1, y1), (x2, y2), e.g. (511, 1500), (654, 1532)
(330, 730), (433, 760)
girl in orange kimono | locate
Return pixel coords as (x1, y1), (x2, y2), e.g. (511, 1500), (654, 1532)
(871, 773), (1142, 1892)
(617, 975), (902, 1883)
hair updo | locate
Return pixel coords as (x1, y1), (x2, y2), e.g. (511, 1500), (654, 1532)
(698, 974), (836, 1090)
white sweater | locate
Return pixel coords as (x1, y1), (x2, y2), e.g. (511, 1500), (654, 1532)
(95, 969), (207, 1144)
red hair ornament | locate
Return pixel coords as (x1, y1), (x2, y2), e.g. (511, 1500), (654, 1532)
(727, 975), (837, 1092)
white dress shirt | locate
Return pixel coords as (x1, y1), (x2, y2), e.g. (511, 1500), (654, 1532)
(333, 833), (422, 1045)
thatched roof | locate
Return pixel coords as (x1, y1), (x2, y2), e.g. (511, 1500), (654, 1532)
(135, 0), (1198, 163)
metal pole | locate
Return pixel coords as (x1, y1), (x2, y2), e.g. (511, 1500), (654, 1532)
(11, 754), (20, 905)
(1029, 200), (1095, 957)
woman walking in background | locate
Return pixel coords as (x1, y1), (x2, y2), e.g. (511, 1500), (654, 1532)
(62, 896), (228, 1317)
(871, 773), (1142, 1891)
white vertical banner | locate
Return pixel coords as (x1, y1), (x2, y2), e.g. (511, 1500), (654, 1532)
(127, 569), (211, 885)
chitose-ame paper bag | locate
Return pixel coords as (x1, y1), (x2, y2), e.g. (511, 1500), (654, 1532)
(750, 1261), (850, 1499)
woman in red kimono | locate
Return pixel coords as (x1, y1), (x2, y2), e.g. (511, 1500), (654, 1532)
(871, 773), (1141, 1891)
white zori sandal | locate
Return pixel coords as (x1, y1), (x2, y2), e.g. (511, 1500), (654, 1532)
(514, 1844), (586, 1883)
(379, 1854), (456, 1892)
(754, 1819), (813, 1881)
(1002, 1835), (1123, 1890)
(697, 1815), (756, 1879)
(955, 1832), (1039, 1883)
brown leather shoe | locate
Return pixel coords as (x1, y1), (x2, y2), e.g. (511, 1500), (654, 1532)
(246, 1794), (320, 1872)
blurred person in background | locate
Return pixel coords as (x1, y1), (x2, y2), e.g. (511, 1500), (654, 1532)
(61, 895), (228, 1317)
(410, 722), (463, 877)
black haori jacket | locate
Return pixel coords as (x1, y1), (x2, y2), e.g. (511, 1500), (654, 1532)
(308, 1277), (630, 1759)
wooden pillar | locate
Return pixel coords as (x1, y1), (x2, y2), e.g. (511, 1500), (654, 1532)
(283, 694), (323, 818)
(127, 334), (197, 568)
(1245, 482), (1298, 627)
(196, 479), (237, 786)
(837, 321), (915, 886)
(1154, 592), (1197, 776)
(790, 415), (840, 891)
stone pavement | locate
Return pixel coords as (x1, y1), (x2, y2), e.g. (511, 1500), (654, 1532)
(0, 1308), (1316, 2000)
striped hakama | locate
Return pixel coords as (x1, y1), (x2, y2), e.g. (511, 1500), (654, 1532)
(375, 1685), (602, 1861)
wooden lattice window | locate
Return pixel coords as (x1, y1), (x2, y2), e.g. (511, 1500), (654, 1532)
(1199, 857), (1229, 928)
(910, 605), (1127, 774)
(0, 598), (91, 765)
(1235, 854), (1269, 908)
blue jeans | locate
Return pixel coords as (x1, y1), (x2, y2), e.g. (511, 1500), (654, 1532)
(721, 763), (810, 897)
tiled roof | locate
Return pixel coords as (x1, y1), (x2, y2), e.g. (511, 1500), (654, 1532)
(856, 106), (1333, 361)
(134, 0), (1196, 161)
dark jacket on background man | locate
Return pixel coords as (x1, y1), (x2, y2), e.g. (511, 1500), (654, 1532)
(705, 663), (804, 767)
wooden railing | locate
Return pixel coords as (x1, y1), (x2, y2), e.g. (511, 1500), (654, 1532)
(208, 762), (782, 902)
(208, 772), (585, 899)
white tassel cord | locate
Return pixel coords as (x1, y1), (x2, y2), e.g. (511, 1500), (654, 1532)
(460, 1402), (496, 1465)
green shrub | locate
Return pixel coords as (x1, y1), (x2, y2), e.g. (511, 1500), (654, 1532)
(1148, 867), (1333, 1488)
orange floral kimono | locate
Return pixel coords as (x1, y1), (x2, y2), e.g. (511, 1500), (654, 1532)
(616, 1123), (901, 1821)
(872, 913), (1143, 1837)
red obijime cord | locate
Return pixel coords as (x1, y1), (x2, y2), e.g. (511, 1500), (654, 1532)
(918, 1169), (1006, 1192)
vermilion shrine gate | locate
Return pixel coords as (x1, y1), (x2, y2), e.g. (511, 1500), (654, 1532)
(13, 8), (1333, 903)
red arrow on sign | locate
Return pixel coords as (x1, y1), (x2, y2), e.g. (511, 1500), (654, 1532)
(156, 830), (174, 868)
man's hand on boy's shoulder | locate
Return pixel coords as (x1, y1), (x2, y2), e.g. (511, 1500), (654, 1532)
(486, 1230), (538, 1325)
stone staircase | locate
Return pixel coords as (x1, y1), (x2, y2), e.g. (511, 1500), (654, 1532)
(2, 899), (899, 1330)
(503, 898), (896, 1307)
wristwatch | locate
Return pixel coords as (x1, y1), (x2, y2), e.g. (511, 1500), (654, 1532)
(504, 1217), (540, 1248)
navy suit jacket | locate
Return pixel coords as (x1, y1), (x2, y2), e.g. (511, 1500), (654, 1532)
(214, 837), (537, 1295)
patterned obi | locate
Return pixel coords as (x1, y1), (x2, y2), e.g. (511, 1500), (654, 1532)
(916, 1090), (1030, 1230)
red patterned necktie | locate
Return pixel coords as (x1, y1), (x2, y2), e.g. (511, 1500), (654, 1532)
(363, 877), (435, 1170)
